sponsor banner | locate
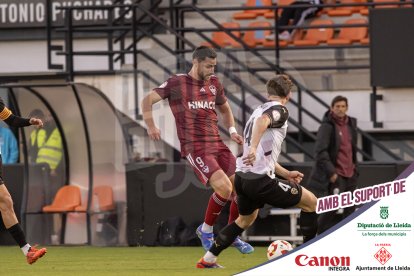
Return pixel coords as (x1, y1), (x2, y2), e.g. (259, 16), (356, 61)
(239, 165), (414, 275)
(0, 0), (150, 28)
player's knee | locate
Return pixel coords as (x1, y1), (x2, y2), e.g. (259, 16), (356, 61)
(244, 219), (255, 229)
(210, 172), (233, 199)
(306, 193), (317, 212)
(300, 190), (317, 212)
(235, 218), (252, 229)
(311, 193), (317, 210)
(236, 213), (257, 229)
(214, 184), (232, 200)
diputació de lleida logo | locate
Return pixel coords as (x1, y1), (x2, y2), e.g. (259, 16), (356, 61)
(380, 206), (389, 219)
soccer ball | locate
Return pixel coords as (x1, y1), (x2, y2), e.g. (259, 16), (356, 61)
(266, 240), (293, 260)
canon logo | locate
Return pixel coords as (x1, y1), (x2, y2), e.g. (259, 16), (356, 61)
(295, 254), (350, 267)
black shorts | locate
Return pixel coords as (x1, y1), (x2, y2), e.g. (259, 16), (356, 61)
(235, 171), (303, 216)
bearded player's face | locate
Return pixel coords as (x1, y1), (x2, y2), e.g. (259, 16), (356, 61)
(197, 57), (216, 80)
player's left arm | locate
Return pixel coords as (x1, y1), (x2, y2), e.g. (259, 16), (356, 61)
(275, 162), (304, 184)
(0, 104), (43, 128)
(216, 101), (243, 144)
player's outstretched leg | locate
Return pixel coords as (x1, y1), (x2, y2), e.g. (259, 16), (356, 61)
(26, 245), (47, 265)
(228, 197), (254, 254)
(228, 195), (254, 254)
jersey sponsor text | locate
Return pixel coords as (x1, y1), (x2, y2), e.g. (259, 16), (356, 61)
(188, 101), (216, 110)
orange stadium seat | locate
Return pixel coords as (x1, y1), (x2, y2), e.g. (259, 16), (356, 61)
(233, 0), (273, 20)
(42, 185), (81, 212)
(263, 38), (289, 48)
(293, 19), (334, 46)
(327, 0), (366, 16)
(75, 185), (115, 212)
(326, 18), (368, 45)
(243, 21), (273, 47)
(263, 29), (303, 47)
(361, 37), (369, 45)
(202, 22), (242, 48)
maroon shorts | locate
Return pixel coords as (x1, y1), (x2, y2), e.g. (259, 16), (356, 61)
(184, 142), (236, 185)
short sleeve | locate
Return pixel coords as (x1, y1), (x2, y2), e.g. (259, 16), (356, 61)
(153, 75), (180, 100)
(262, 105), (289, 128)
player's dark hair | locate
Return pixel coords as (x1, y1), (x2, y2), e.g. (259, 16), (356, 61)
(331, 95), (348, 107)
(266, 75), (292, 97)
(192, 46), (217, 61)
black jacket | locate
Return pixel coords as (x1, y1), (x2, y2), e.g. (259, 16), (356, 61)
(307, 110), (358, 197)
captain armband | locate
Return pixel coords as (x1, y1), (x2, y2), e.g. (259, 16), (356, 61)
(0, 107), (12, 120)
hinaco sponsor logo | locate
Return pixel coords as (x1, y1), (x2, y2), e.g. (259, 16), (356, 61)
(187, 101), (215, 110)
(295, 254), (351, 271)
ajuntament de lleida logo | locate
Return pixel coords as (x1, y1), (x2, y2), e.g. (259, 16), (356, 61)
(380, 206), (389, 219)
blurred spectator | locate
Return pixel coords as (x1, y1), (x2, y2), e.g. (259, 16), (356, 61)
(277, 0), (323, 40)
(0, 123), (18, 164)
(28, 109), (47, 163)
(28, 109), (63, 176)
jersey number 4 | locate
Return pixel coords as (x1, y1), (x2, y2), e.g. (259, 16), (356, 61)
(278, 181), (291, 192)
(244, 120), (254, 146)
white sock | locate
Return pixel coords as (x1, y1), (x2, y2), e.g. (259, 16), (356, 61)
(203, 251), (217, 263)
(21, 244), (31, 256)
(201, 223), (213, 233)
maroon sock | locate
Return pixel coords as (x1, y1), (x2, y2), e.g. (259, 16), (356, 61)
(228, 195), (239, 224)
(204, 192), (228, 226)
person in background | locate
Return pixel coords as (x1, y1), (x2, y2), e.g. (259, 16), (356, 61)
(307, 95), (359, 234)
(0, 123), (18, 164)
(277, 0), (323, 40)
(28, 109), (63, 177)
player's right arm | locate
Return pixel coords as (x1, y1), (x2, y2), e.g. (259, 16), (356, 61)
(141, 90), (163, 141)
(242, 115), (270, 166)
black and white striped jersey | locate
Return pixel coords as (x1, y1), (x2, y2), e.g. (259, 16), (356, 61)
(236, 101), (289, 178)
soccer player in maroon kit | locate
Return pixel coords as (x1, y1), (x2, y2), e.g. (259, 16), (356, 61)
(141, 46), (254, 254)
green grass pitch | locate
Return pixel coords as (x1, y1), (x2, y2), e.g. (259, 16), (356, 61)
(0, 246), (269, 276)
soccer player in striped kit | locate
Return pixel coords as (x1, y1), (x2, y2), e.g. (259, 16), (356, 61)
(197, 75), (318, 268)
(141, 46), (253, 254)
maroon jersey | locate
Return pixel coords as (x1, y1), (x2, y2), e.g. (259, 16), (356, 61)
(153, 73), (227, 155)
